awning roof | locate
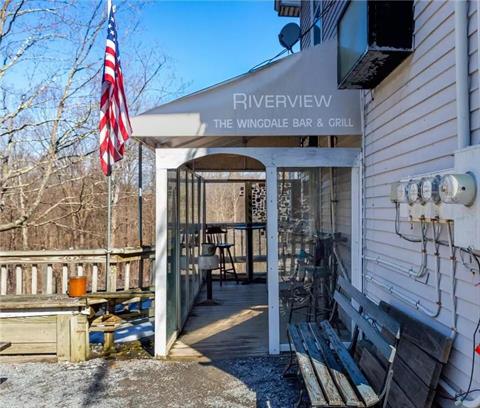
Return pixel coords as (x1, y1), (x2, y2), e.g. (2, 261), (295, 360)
(132, 39), (361, 148)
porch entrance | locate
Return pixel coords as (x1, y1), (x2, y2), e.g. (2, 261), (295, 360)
(165, 158), (270, 359)
(154, 147), (361, 358)
(131, 37), (363, 359)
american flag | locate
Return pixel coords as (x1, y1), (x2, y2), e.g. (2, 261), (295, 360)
(99, 2), (131, 176)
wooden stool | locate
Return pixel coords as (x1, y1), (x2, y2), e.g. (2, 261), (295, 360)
(206, 226), (239, 285)
(217, 243), (239, 285)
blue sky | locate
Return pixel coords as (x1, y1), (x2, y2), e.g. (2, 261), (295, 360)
(142, 1), (297, 99)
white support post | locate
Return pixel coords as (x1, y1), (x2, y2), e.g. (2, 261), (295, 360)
(124, 262), (130, 291)
(1, 265), (7, 295)
(15, 265), (22, 295)
(266, 166), (280, 355)
(154, 161), (169, 358)
(46, 264), (53, 294)
(31, 265), (38, 295)
(351, 157), (363, 293)
(91, 264), (98, 293)
(62, 265), (69, 294)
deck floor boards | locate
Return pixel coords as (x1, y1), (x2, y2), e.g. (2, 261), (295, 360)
(169, 281), (269, 361)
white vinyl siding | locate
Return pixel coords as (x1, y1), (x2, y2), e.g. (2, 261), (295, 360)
(468, 0), (480, 145)
(321, 0), (347, 41)
(297, 0), (480, 401)
(300, 0), (312, 49)
(362, 0), (479, 401)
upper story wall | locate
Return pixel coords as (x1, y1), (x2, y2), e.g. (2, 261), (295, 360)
(300, 0), (312, 49)
(297, 0), (480, 401)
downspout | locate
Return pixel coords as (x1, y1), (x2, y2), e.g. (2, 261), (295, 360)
(455, 0), (471, 149)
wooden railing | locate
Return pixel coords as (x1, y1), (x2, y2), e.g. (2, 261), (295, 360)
(0, 247), (155, 296)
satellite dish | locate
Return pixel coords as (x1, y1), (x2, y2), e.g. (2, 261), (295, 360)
(279, 22), (301, 51)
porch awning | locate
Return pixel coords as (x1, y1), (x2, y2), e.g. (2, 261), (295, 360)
(131, 39), (361, 146)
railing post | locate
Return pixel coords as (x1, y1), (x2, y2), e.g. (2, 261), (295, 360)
(15, 265), (22, 295)
(46, 264), (53, 294)
(107, 262), (117, 292)
(1, 265), (7, 295)
(124, 261), (130, 291)
(62, 264), (69, 294)
(91, 264), (98, 293)
(31, 265), (38, 295)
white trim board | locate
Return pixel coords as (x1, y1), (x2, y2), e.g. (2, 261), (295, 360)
(156, 147), (360, 169)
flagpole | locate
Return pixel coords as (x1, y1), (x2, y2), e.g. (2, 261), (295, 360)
(106, 173), (112, 292)
(106, 0), (112, 292)
(138, 142), (143, 247)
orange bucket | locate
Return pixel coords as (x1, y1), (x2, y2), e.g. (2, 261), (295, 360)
(68, 276), (87, 297)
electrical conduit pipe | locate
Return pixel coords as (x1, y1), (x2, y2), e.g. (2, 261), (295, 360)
(455, 0), (471, 150)
(439, 378), (480, 408)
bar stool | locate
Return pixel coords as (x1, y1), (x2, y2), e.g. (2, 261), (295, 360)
(206, 226), (239, 285)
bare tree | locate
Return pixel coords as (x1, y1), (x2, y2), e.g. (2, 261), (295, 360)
(0, 0), (181, 249)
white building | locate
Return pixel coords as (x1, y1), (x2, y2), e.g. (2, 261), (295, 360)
(278, 0), (479, 406)
(132, 1), (480, 406)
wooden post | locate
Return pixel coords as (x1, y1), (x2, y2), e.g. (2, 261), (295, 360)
(70, 314), (89, 362)
(15, 265), (22, 295)
(31, 265), (38, 295)
(92, 264), (98, 293)
(56, 315), (71, 361)
(46, 264), (53, 295)
(0, 265), (7, 295)
(266, 166), (280, 354)
(124, 262), (130, 291)
(62, 264), (69, 294)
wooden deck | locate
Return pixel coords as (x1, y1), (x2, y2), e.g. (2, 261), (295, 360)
(169, 281), (268, 361)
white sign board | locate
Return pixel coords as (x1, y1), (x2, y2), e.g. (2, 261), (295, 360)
(132, 40), (361, 138)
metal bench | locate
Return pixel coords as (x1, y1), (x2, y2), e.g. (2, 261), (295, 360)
(286, 275), (400, 407)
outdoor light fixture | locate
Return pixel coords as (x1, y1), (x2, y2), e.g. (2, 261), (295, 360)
(439, 173), (477, 206)
(420, 176), (441, 204)
(406, 180), (422, 205)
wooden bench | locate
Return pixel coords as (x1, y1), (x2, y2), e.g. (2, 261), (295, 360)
(286, 275), (401, 407)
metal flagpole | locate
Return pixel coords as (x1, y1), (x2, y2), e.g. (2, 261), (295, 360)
(138, 142), (143, 246)
(105, 0), (112, 292)
(106, 173), (112, 291)
(137, 142), (144, 288)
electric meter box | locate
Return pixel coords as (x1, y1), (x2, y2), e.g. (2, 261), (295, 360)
(452, 145), (480, 250)
(398, 170), (456, 221)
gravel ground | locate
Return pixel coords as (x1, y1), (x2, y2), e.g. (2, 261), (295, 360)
(0, 355), (300, 408)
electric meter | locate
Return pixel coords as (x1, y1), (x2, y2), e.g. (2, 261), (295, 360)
(439, 173), (477, 206)
(407, 180), (422, 205)
(420, 176), (441, 204)
(390, 182), (408, 203)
